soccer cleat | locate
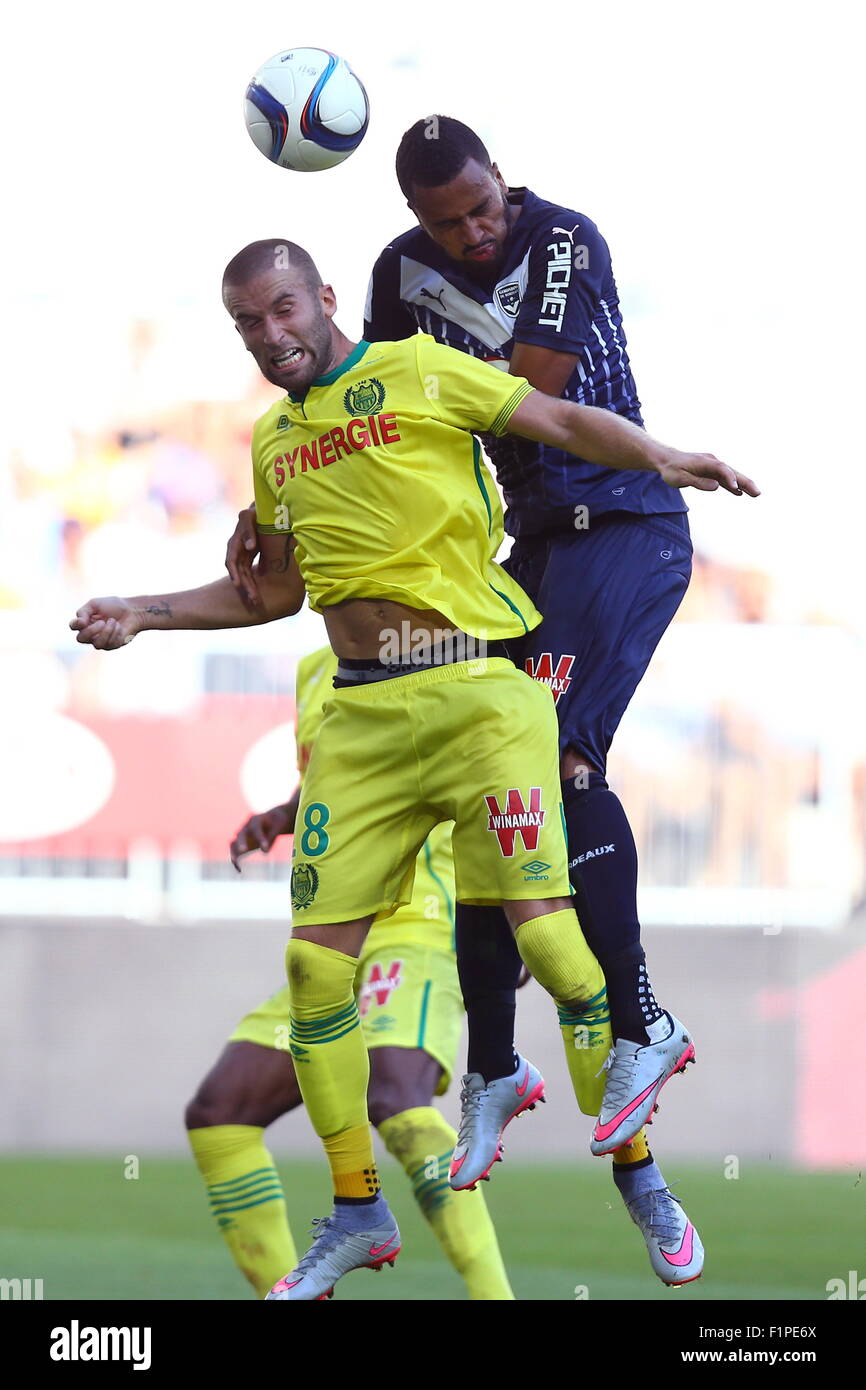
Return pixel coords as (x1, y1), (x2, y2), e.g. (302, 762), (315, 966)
(625, 1185), (704, 1286)
(449, 1056), (545, 1191)
(590, 1013), (695, 1156)
(265, 1207), (401, 1301)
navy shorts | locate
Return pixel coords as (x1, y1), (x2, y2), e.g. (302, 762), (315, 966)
(503, 512), (692, 774)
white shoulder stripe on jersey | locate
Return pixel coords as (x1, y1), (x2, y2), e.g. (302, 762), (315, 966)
(398, 254), (530, 351)
(363, 271), (374, 324)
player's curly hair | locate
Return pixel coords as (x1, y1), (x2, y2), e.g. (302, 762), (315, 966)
(396, 116), (492, 201)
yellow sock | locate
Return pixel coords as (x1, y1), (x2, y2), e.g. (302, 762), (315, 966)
(324, 1123), (381, 1199)
(612, 1129), (650, 1166)
(378, 1107), (514, 1301)
(556, 987), (612, 1116)
(515, 909), (613, 1116)
(187, 1124), (296, 1298)
(287, 937), (376, 1196)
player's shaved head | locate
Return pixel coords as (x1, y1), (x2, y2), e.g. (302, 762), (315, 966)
(222, 239), (323, 296)
(396, 116), (492, 200)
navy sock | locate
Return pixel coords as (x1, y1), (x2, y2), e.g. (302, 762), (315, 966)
(455, 903), (521, 1083)
(562, 773), (664, 1044)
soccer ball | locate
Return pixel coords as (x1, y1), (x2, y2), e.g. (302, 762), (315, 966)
(244, 47), (369, 172)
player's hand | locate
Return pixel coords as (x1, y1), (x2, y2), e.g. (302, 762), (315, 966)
(225, 504), (261, 604)
(657, 450), (760, 497)
(229, 805), (293, 871)
(69, 596), (140, 650)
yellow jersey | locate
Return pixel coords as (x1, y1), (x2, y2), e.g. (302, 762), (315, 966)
(293, 644), (455, 950)
(295, 645), (339, 777)
(252, 335), (540, 640)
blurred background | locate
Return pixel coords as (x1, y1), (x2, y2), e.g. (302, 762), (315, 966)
(1, 0), (865, 1299)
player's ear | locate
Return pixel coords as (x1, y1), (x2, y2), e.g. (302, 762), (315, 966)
(319, 284), (338, 319)
(491, 162), (508, 194)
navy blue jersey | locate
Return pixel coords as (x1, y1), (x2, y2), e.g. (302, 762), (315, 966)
(364, 188), (685, 536)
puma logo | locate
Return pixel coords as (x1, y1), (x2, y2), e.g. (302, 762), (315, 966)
(419, 287), (447, 309)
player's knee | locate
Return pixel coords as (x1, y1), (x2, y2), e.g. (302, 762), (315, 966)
(513, 908), (603, 1003)
(184, 1070), (254, 1129)
(368, 1077), (426, 1127)
(286, 934), (359, 1011)
(368, 1050), (440, 1127)
(368, 1087), (400, 1128)
(185, 1089), (237, 1131)
(560, 744), (601, 784)
(502, 896), (571, 931)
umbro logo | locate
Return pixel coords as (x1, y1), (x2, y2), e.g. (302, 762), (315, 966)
(277, 414), (292, 431)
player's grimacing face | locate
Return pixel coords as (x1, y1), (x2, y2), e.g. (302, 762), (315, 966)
(409, 159), (513, 275)
(224, 269), (336, 393)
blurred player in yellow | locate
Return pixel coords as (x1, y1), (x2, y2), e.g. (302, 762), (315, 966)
(186, 645), (514, 1300)
(71, 238), (756, 1300)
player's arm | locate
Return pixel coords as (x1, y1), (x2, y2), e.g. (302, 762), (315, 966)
(506, 216), (605, 395)
(509, 343), (579, 397)
(363, 245), (417, 342)
(70, 532), (305, 650)
(505, 392), (760, 496)
(414, 339), (758, 497)
(229, 786), (301, 871)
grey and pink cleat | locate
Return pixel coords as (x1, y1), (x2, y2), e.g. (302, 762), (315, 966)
(591, 1013), (696, 1157)
(266, 1205), (401, 1301)
(626, 1185), (704, 1286)
(449, 1055), (545, 1191)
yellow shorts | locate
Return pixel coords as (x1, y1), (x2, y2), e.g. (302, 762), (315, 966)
(290, 658), (570, 926)
(230, 941), (461, 1096)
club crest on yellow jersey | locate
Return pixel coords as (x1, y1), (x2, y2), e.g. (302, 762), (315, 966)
(344, 378), (386, 415)
(291, 862), (320, 910)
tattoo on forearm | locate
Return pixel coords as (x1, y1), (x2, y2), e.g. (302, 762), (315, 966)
(272, 537), (294, 574)
(145, 602), (171, 616)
